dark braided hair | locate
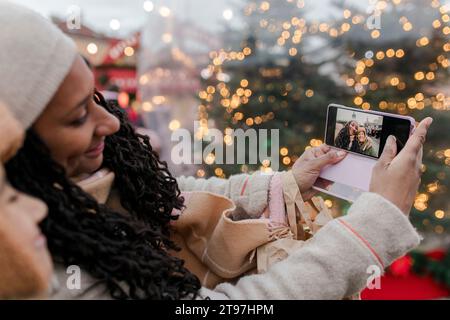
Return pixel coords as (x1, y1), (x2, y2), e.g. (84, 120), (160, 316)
(334, 121), (361, 153)
(5, 92), (201, 299)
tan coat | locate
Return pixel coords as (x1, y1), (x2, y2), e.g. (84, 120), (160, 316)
(76, 169), (330, 289)
(51, 167), (421, 299)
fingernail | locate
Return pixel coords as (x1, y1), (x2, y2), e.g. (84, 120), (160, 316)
(337, 151), (346, 157)
(388, 135), (396, 144)
(427, 117), (433, 125)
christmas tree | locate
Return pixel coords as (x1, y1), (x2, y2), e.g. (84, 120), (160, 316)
(327, 0), (450, 233)
(196, 0), (449, 235)
(197, 0), (345, 179)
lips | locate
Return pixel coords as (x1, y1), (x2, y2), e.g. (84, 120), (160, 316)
(34, 233), (47, 250)
(84, 141), (105, 158)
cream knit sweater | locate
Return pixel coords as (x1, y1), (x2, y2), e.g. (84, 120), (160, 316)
(51, 172), (421, 299)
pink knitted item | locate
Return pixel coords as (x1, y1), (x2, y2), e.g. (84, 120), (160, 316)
(266, 173), (287, 227)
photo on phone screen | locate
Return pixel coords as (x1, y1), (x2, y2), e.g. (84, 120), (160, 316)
(325, 105), (412, 159)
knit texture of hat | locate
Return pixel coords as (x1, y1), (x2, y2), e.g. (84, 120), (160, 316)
(0, 1), (78, 129)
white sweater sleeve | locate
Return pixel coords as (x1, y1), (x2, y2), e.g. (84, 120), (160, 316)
(199, 192), (421, 300)
(177, 172), (272, 218)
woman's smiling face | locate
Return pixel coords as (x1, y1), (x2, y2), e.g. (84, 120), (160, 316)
(349, 121), (359, 135)
(358, 129), (366, 142)
(0, 165), (52, 298)
(33, 56), (120, 177)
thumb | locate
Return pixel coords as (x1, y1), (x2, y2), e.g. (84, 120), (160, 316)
(311, 149), (346, 169)
(378, 135), (397, 166)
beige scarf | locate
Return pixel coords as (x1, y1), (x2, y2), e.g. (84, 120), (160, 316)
(78, 167), (334, 289)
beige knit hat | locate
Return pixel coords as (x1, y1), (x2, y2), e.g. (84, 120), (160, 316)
(0, 1), (78, 129)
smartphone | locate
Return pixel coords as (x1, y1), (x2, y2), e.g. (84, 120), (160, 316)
(325, 104), (415, 159)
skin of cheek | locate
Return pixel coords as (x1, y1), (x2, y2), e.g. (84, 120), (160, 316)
(55, 128), (96, 177)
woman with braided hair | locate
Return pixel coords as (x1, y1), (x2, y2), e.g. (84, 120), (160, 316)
(1, 2), (430, 300)
(334, 120), (361, 153)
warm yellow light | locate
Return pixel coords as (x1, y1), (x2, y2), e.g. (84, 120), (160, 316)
(435, 210), (445, 219)
(305, 89), (314, 97)
(371, 30), (380, 39)
(417, 37), (429, 47)
(355, 67), (364, 75)
(159, 6), (171, 17)
(168, 120), (181, 131)
(142, 102), (153, 112)
(205, 153), (215, 165)
(152, 95), (166, 105)
(361, 77), (369, 85)
(282, 157), (291, 165)
(417, 193), (429, 202)
(260, 1), (270, 11)
(196, 169), (205, 177)
(414, 201), (427, 211)
(433, 19), (442, 28)
(124, 46), (135, 57)
(346, 78), (355, 86)
(86, 43), (98, 55)
(310, 139), (323, 147)
(403, 22), (413, 31)
(240, 79), (249, 87)
(376, 51), (385, 59)
(427, 182), (439, 193)
(343, 9), (352, 19)
(390, 77), (400, 86)
(162, 33), (173, 43)
(444, 149), (450, 157)
(215, 168), (223, 176)
(280, 147), (288, 156)
(361, 102), (370, 110)
(354, 97), (363, 105)
(289, 47), (298, 56)
(395, 49), (405, 58)
(341, 23), (351, 32)
(206, 86), (215, 94)
(444, 43), (450, 52)
(324, 200), (333, 208)
(414, 72), (425, 80)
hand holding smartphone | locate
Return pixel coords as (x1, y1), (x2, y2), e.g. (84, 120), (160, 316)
(325, 104), (414, 159)
(313, 104), (416, 202)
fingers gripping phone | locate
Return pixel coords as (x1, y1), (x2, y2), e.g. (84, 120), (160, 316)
(313, 104), (416, 202)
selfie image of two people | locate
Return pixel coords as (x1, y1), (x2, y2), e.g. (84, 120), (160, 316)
(333, 109), (382, 158)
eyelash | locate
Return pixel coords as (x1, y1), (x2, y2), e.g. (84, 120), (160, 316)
(8, 193), (18, 203)
(70, 104), (89, 126)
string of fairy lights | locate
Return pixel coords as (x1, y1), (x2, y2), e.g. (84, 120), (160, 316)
(193, 0), (450, 232)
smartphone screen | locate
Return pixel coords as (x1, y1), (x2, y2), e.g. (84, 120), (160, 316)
(325, 105), (412, 159)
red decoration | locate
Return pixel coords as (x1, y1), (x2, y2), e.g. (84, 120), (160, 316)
(389, 255), (412, 277)
(425, 249), (446, 261)
(362, 252), (450, 300)
(117, 92), (130, 108)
